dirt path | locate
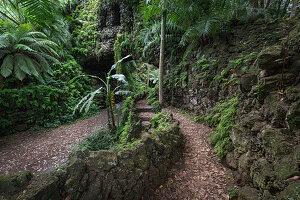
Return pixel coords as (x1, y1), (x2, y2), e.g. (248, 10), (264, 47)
(148, 108), (234, 200)
(0, 112), (108, 175)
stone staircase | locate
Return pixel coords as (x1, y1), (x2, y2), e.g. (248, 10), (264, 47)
(135, 99), (156, 137)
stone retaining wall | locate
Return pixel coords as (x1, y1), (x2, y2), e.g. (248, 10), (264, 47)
(0, 118), (184, 200)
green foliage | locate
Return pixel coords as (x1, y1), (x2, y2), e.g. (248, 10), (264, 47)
(215, 69), (228, 83)
(181, 72), (188, 88)
(113, 34), (137, 85)
(228, 52), (258, 70)
(147, 84), (161, 113)
(150, 112), (173, 136)
(0, 24), (59, 82)
(0, 54), (96, 135)
(77, 129), (115, 151)
(117, 96), (141, 146)
(71, 55), (133, 131)
(149, 69), (159, 85)
(205, 97), (239, 158)
(0, 84), (64, 134)
(228, 186), (238, 199)
(71, 0), (103, 58)
(0, 0), (71, 51)
(120, 96), (135, 127)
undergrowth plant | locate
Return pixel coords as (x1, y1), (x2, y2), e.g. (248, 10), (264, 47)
(77, 129), (116, 151)
(70, 55), (133, 132)
(147, 84), (161, 113)
(205, 97), (239, 158)
(150, 112), (173, 136)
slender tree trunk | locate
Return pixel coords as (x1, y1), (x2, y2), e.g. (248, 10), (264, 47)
(290, 0), (298, 18)
(282, 0), (290, 16)
(146, 63), (150, 90)
(264, 0), (272, 8)
(0, 75), (2, 90)
(159, 10), (167, 105)
(252, 0), (259, 8)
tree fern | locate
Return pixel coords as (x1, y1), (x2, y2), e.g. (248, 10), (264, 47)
(0, 25), (59, 82)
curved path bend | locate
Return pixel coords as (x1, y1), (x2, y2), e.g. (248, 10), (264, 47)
(147, 108), (234, 200)
(0, 113), (107, 175)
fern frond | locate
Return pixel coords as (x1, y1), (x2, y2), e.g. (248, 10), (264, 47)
(0, 54), (14, 77)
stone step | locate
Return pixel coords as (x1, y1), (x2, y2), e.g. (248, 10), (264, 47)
(138, 112), (156, 121)
(136, 106), (153, 113)
(140, 131), (150, 138)
(141, 121), (151, 128)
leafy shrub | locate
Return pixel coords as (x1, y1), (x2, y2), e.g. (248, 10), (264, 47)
(206, 97), (239, 158)
(151, 112), (173, 136)
(117, 96), (141, 145)
(147, 84), (161, 113)
(228, 186), (238, 199)
(0, 55), (97, 135)
(77, 130), (115, 151)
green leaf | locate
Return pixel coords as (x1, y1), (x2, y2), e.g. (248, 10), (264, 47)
(15, 54), (32, 75)
(1, 55), (14, 77)
(23, 55), (39, 77)
(14, 44), (35, 52)
(108, 55), (131, 75)
(14, 65), (26, 80)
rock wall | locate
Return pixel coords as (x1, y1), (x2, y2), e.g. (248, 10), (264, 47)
(165, 19), (300, 199)
(0, 117), (184, 200)
(72, 0), (139, 72)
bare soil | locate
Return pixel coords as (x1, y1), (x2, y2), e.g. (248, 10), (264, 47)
(0, 113), (108, 175)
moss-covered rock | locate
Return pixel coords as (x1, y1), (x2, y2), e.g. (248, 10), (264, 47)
(0, 171), (32, 195)
(257, 45), (283, 70)
(285, 86), (300, 102)
(286, 100), (300, 132)
(238, 186), (259, 200)
(250, 158), (274, 189)
(274, 155), (298, 181)
(240, 72), (257, 92)
(256, 73), (296, 101)
(279, 181), (300, 200)
(259, 128), (294, 158)
(64, 149), (88, 199)
(16, 174), (60, 200)
(263, 94), (288, 127)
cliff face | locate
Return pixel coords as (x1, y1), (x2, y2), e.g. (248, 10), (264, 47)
(165, 19), (300, 198)
(71, 0), (138, 73)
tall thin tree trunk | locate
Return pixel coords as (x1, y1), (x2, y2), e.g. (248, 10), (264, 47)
(0, 75), (2, 90)
(264, 0), (271, 8)
(159, 10), (167, 105)
(290, 0), (298, 19)
(277, 0), (290, 17)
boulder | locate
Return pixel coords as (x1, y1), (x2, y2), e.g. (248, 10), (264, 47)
(263, 94), (288, 127)
(240, 73), (257, 92)
(250, 158), (274, 189)
(279, 181), (300, 200)
(226, 152), (238, 169)
(0, 171), (33, 195)
(238, 186), (259, 200)
(259, 128), (294, 158)
(286, 100), (300, 131)
(16, 174), (60, 200)
(257, 45), (283, 70)
(274, 154), (298, 181)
